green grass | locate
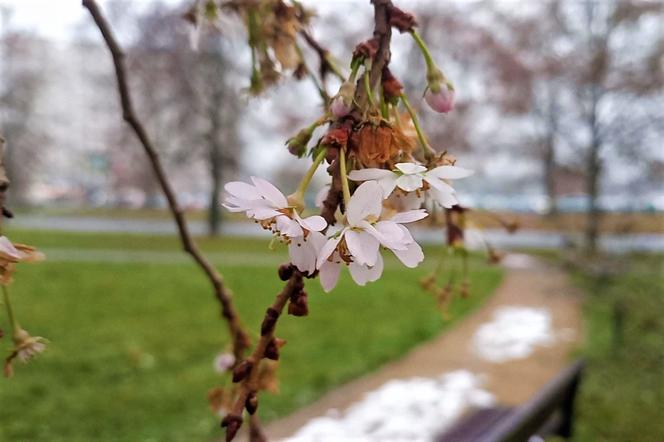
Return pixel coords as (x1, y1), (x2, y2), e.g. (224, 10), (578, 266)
(573, 254), (664, 442)
(0, 229), (502, 441)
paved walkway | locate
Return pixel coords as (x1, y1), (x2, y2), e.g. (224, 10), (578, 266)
(264, 254), (583, 440)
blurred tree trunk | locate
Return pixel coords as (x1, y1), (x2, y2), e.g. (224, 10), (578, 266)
(543, 132), (557, 217)
(543, 93), (559, 217)
(585, 86), (602, 254)
(207, 96), (223, 237)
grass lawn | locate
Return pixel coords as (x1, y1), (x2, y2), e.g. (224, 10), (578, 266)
(574, 253), (664, 442)
(0, 229), (503, 441)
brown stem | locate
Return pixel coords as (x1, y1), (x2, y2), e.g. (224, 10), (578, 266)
(300, 29), (344, 81)
(224, 272), (304, 441)
(354, 0), (393, 109)
(81, 0), (251, 362)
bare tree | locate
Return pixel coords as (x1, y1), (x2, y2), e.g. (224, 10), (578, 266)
(555, 0), (664, 252)
(0, 11), (48, 207)
(128, 3), (241, 235)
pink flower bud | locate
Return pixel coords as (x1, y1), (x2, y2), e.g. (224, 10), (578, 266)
(214, 352), (236, 374)
(330, 96), (352, 118)
(425, 86), (455, 113)
(330, 80), (356, 118)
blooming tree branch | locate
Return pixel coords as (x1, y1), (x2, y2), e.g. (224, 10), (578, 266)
(81, 1), (263, 437)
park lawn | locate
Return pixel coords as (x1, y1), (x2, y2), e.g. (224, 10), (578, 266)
(0, 230), (502, 441)
(574, 254), (664, 442)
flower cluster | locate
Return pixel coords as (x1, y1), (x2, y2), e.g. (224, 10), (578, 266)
(223, 159), (470, 292)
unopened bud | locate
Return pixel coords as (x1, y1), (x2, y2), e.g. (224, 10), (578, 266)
(261, 308), (280, 336)
(288, 293), (309, 317)
(278, 264), (294, 281)
(221, 414), (243, 441)
(286, 125), (316, 158)
(264, 337), (286, 360)
(425, 85), (455, 114)
(245, 391), (259, 415)
(232, 359), (253, 383)
(330, 81), (355, 118)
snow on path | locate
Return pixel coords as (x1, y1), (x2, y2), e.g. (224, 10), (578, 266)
(287, 371), (494, 442)
(472, 306), (555, 363)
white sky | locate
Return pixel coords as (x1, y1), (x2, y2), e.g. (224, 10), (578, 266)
(0, 0), (348, 42)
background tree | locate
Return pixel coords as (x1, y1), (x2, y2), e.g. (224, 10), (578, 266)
(0, 9), (48, 207)
(125, 2), (243, 234)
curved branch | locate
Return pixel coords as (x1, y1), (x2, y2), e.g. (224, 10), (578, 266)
(81, 0), (251, 369)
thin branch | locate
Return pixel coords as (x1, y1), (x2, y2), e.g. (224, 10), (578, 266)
(81, 0), (251, 376)
(300, 29), (345, 81)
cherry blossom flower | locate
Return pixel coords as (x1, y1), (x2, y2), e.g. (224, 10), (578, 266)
(0, 236), (44, 285)
(318, 250), (384, 293)
(4, 328), (48, 378)
(348, 162), (473, 208)
(289, 231), (327, 275)
(315, 181), (427, 291)
(222, 177), (327, 238)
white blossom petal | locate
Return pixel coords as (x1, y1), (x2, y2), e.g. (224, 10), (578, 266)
(319, 259), (342, 293)
(427, 165), (474, 180)
(276, 215), (303, 237)
(317, 234), (343, 269)
(362, 221), (408, 251)
(250, 176), (288, 208)
(251, 208), (283, 220)
(429, 188), (459, 208)
(388, 209), (428, 224)
(225, 181), (260, 200)
(395, 162), (427, 175)
(349, 253), (384, 286)
(0, 236), (20, 260)
(298, 215), (327, 232)
(377, 175), (399, 198)
(392, 241), (424, 268)
(374, 221), (407, 243)
(423, 176), (455, 194)
(289, 237), (318, 274)
(307, 231), (328, 252)
(348, 168), (395, 181)
(345, 229), (380, 267)
(346, 181), (383, 226)
(221, 203), (248, 213)
(395, 174), (424, 192)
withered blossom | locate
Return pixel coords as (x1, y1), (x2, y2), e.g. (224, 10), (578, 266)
(0, 236), (44, 285)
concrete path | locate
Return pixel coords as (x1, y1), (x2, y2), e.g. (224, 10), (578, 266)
(264, 254), (583, 440)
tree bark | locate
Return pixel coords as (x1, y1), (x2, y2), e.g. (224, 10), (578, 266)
(585, 86), (602, 254)
(543, 132), (557, 217)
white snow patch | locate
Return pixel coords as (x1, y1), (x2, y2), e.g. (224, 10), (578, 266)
(501, 253), (542, 269)
(472, 306), (555, 363)
(287, 371), (494, 442)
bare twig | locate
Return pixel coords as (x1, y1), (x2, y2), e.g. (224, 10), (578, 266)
(82, 0), (252, 387)
(300, 29), (345, 81)
(355, 0), (393, 109)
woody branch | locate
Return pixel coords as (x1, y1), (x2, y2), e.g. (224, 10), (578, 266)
(81, 0), (252, 392)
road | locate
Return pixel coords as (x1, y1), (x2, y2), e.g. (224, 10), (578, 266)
(7, 215), (664, 252)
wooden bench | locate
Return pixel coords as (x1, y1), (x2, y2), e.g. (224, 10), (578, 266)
(438, 359), (585, 442)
